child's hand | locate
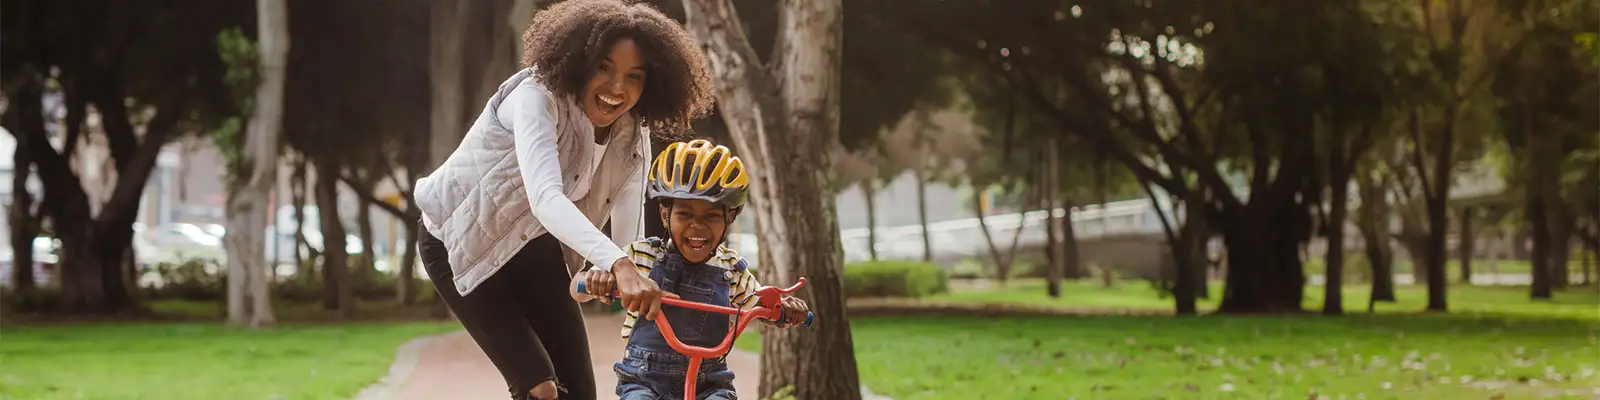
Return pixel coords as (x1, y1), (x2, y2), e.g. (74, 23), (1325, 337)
(777, 296), (809, 327)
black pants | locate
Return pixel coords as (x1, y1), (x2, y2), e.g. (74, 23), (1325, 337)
(419, 225), (596, 400)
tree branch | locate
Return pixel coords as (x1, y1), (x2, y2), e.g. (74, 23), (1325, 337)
(338, 173), (405, 220)
(61, 84), (86, 160)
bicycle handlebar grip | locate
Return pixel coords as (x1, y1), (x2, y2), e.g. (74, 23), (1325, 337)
(574, 281), (617, 298)
(803, 312), (814, 327)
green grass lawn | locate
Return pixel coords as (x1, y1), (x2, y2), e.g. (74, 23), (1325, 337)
(0, 299), (459, 400)
(933, 279), (1600, 321)
(741, 283), (1599, 399)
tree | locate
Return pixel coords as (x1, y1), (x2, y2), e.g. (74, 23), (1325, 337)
(680, 0), (861, 397)
(219, 0), (289, 329)
(1489, 0), (1599, 298)
(1354, 159), (1399, 308)
(6, 103), (39, 297)
(878, 106), (984, 263)
(3, 0), (250, 313)
(830, 143), (884, 260)
(872, 0), (1457, 314)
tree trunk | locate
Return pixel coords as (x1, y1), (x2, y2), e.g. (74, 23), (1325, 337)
(315, 160), (354, 317)
(1458, 207), (1473, 284)
(1359, 207), (1397, 305)
(1216, 200), (1308, 314)
(1525, 97), (1554, 299)
(916, 170), (932, 262)
(397, 117), (430, 305)
(1398, 209), (1430, 285)
(973, 187), (1012, 282)
(1421, 109), (1454, 312)
(357, 183), (377, 281)
(290, 157), (308, 276)
(1141, 177), (1197, 314)
(681, 0), (861, 398)
(1528, 185), (1553, 299)
(428, 0), (471, 169)
(863, 179), (877, 261)
(1042, 142), (1062, 298)
(7, 75), (145, 314)
(222, 0), (288, 329)
(1171, 198), (1205, 316)
(1548, 203), (1572, 289)
(9, 148), (38, 295)
(1322, 155), (1351, 315)
(1183, 197), (1210, 300)
(1061, 201), (1082, 280)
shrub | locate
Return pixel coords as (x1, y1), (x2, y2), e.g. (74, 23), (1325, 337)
(843, 260), (948, 299)
(142, 258), (227, 301)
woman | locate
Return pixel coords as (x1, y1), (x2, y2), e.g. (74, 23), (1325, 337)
(411, 1), (715, 399)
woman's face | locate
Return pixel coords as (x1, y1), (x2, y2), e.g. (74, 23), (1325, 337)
(582, 37), (647, 128)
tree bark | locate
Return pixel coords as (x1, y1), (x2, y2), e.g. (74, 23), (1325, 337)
(356, 178), (377, 282)
(1548, 202), (1572, 289)
(397, 132), (428, 304)
(223, 0), (288, 329)
(1528, 184), (1553, 299)
(916, 170), (932, 263)
(290, 157), (309, 275)
(315, 160), (355, 317)
(863, 179), (877, 261)
(8, 134), (38, 295)
(1458, 207), (1473, 284)
(1215, 200), (1309, 314)
(972, 187), (1025, 283)
(1322, 151), (1351, 315)
(1524, 96), (1554, 299)
(1421, 109), (1454, 312)
(1355, 170), (1396, 305)
(1182, 195), (1210, 301)
(1042, 140), (1062, 298)
(1061, 201), (1082, 280)
(428, 0), (472, 170)
(681, 0), (860, 398)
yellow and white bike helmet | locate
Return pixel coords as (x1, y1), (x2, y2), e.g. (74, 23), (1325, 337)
(647, 139), (750, 210)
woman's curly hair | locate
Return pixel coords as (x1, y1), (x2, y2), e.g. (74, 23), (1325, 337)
(522, 0), (715, 138)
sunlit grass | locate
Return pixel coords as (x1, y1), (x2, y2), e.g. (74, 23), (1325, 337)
(740, 283), (1600, 399)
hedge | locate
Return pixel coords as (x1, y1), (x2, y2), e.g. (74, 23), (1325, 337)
(843, 260), (949, 299)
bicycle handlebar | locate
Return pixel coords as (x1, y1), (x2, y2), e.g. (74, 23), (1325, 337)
(575, 280), (813, 328)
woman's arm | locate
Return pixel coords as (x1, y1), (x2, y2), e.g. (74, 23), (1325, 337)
(502, 81), (627, 272)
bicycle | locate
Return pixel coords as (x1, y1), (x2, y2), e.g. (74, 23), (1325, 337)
(575, 278), (814, 399)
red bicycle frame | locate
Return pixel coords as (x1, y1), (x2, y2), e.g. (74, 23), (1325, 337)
(576, 278), (813, 399)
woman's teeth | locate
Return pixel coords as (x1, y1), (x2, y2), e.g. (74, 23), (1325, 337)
(598, 94), (623, 106)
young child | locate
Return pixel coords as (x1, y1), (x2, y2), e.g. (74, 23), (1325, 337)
(571, 139), (810, 400)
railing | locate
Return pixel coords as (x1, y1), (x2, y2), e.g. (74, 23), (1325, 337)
(730, 199), (1172, 263)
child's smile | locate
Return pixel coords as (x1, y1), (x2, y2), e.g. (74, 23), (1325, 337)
(661, 198), (732, 263)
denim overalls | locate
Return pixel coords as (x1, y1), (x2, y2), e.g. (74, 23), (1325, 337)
(615, 250), (739, 400)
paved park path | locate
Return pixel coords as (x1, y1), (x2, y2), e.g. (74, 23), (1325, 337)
(375, 312), (761, 400)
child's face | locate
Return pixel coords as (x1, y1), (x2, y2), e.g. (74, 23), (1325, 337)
(660, 198), (733, 263)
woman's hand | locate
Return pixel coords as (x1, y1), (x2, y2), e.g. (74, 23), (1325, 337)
(610, 258), (676, 321)
(777, 296), (810, 327)
(581, 268), (617, 304)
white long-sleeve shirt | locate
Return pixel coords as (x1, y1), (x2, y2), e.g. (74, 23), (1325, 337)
(414, 68), (648, 295)
(497, 81), (643, 272)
